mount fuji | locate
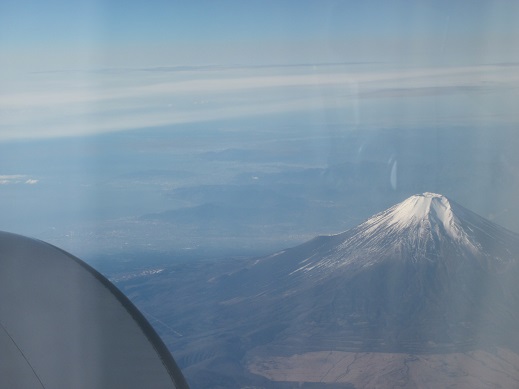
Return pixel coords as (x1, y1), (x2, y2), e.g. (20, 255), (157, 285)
(120, 193), (519, 387)
(215, 193), (519, 387)
(220, 193), (519, 353)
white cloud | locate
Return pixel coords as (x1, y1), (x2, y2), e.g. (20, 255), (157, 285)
(0, 175), (39, 185)
(0, 175), (26, 184)
(1, 64), (519, 140)
(0, 175), (26, 180)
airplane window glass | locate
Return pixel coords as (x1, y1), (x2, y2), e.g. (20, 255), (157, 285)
(1, 1), (519, 388)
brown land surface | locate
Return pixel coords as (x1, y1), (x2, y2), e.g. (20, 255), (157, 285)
(247, 348), (519, 388)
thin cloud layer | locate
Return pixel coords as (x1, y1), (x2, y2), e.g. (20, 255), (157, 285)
(0, 175), (39, 185)
(1, 64), (518, 141)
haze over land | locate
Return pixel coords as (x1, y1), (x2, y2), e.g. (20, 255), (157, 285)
(2, 1), (519, 388)
(2, 1), (519, 259)
(1, 121), (519, 259)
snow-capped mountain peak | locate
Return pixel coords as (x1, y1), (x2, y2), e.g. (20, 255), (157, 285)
(227, 193), (519, 363)
(390, 192), (454, 226)
(265, 193), (519, 278)
(367, 192), (461, 240)
(340, 192), (474, 254)
(302, 193), (487, 272)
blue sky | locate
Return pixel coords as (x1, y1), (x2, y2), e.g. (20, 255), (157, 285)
(2, 0), (519, 71)
(1, 0), (519, 142)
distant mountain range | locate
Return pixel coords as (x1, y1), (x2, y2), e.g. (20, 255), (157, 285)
(117, 193), (519, 388)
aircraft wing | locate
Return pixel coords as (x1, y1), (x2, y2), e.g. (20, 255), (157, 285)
(0, 231), (189, 388)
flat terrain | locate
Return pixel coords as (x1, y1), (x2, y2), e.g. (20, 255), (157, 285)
(248, 348), (519, 388)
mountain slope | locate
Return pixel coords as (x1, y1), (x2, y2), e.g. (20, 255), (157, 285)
(216, 193), (519, 355)
(119, 193), (519, 388)
(248, 192), (518, 279)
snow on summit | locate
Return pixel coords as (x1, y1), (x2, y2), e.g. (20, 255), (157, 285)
(379, 192), (461, 239)
(272, 191), (519, 280)
(322, 192), (483, 269)
(354, 192), (467, 244)
(392, 192), (453, 225)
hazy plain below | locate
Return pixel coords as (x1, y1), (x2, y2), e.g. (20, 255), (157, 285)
(2, 120), (519, 262)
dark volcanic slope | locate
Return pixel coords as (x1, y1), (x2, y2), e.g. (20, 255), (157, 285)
(215, 193), (519, 354)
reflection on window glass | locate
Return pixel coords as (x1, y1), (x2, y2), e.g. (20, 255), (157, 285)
(2, 1), (519, 388)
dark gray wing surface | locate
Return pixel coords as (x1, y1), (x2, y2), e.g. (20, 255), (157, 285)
(0, 231), (189, 389)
